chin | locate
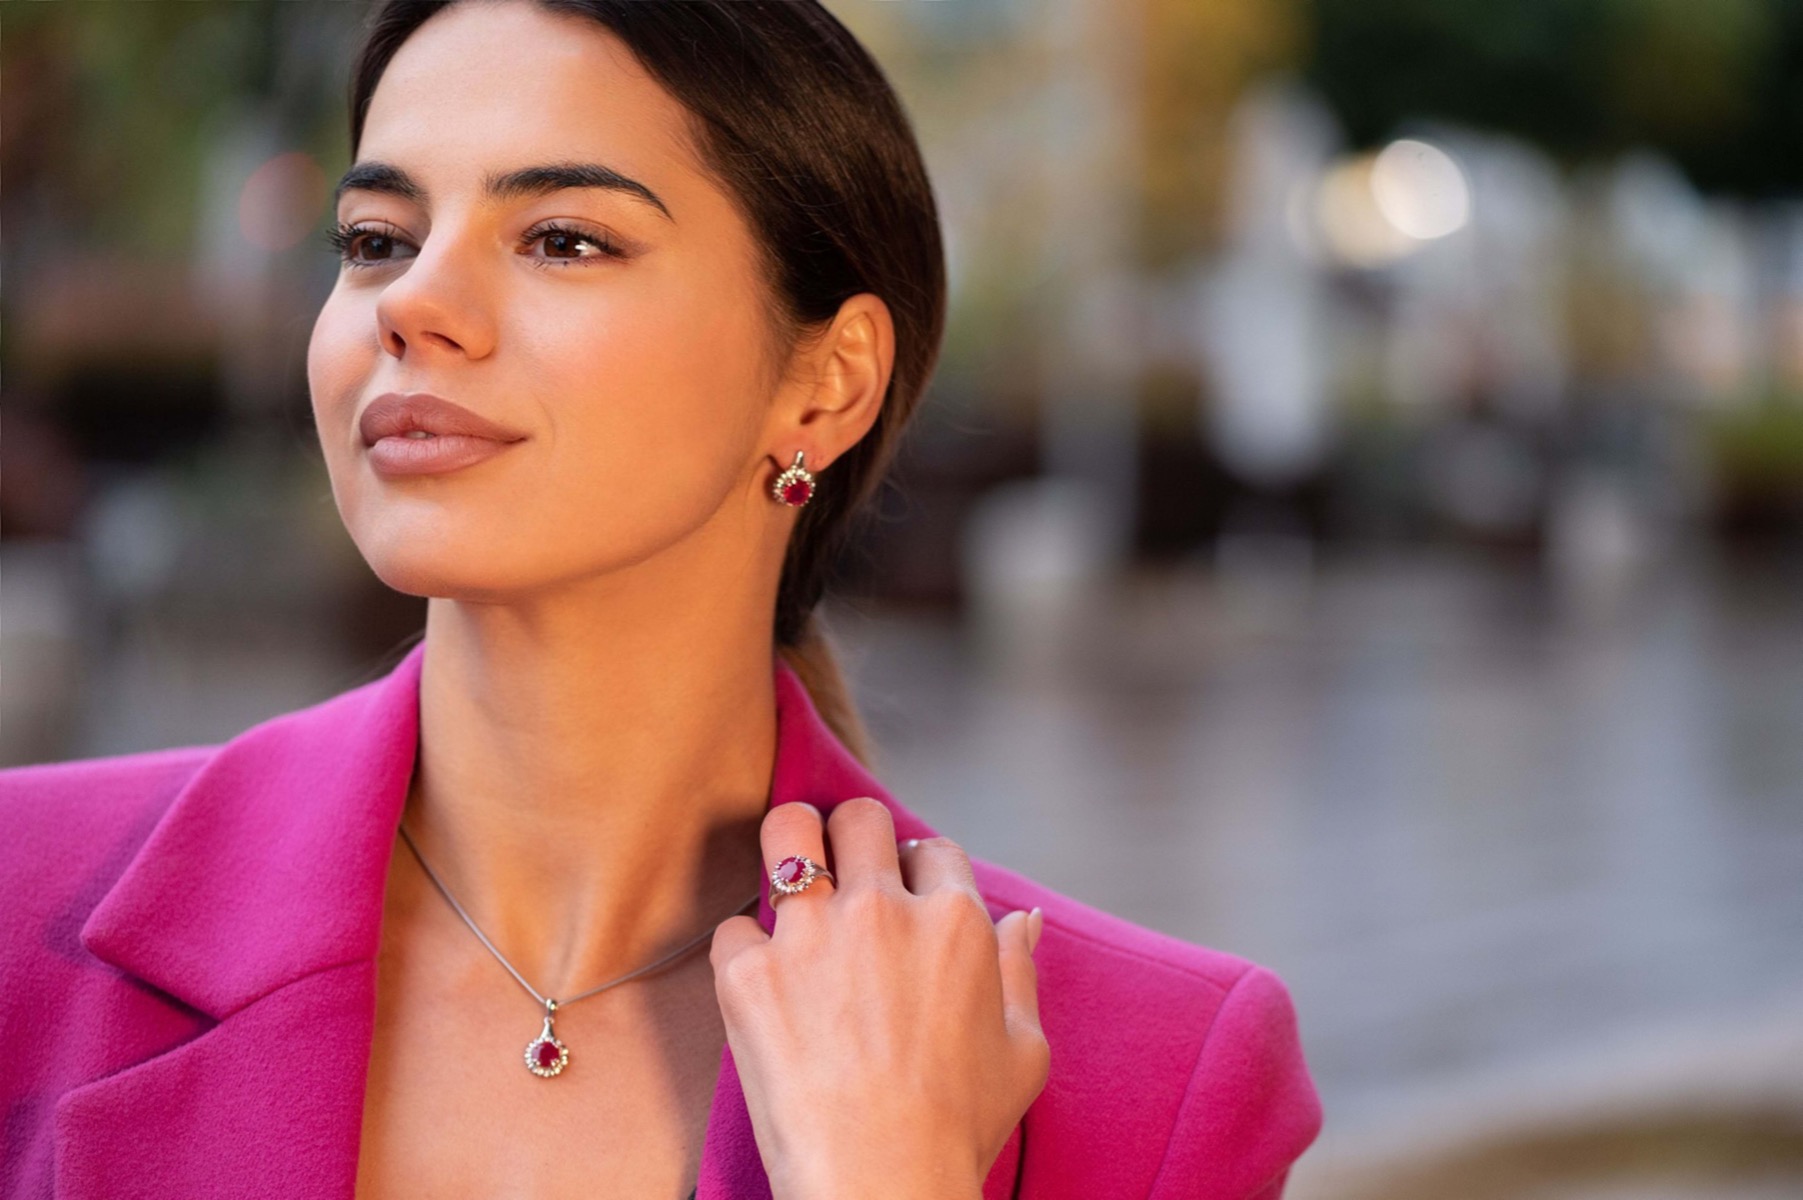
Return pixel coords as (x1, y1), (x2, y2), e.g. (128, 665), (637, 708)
(348, 520), (536, 601)
(350, 517), (665, 604)
(364, 554), (516, 603)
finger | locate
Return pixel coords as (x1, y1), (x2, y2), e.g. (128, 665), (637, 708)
(824, 796), (902, 893)
(897, 835), (978, 896)
(708, 912), (774, 1023)
(708, 911), (768, 973)
(760, 800), (835, 913)
(995, 908), (1044, 1040)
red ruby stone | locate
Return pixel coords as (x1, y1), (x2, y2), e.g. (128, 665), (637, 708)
(535, 1040), (561, 1069)
(774, 856), (808, 886)
(782, 480), (812, 505)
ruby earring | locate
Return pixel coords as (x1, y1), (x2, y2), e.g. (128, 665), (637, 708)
(771, 451), (816, 507)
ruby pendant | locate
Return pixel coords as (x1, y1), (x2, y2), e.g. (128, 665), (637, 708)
(525, 1002), (569, 1077)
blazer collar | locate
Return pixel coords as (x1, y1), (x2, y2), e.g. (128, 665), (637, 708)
(76, 639), (941, 1020)
(59, 640), (1011, 1200)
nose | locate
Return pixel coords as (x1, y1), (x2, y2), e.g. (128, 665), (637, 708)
(373, 224), (497, 362)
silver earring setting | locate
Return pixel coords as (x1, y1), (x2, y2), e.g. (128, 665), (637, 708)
(771, 451), (816, 507)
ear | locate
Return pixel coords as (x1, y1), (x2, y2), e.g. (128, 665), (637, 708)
(768, 292), (894, 469)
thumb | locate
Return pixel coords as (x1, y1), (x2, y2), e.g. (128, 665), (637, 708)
(708, 911), (769, 978)
(994, 907), (1043, 1039)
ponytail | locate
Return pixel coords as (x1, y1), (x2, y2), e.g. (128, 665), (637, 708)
(776, 610), (875, 770)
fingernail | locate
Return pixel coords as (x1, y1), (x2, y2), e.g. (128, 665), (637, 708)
(901, 838), (921, 851)
(1027, 906), (1044, 952)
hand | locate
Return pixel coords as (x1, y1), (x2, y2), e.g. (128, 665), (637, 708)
(709, 797), (1050, 1200)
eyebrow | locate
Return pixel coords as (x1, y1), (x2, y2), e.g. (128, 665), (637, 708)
(332, 160), (673, 221)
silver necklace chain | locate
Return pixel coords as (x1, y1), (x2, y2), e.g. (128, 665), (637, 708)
(396, 820), (762, 1011)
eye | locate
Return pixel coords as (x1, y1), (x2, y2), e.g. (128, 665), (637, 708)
(325, 221), (417, 269)
(521, 221), (628, 268)
(322, 219), (628, 272)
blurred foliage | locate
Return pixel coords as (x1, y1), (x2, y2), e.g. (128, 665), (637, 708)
(0, 3), (356, 259)
(1704, 389), (1803, 488)
(1138, 0), (1302, 265)
(1304, 0), (1803, 197)
(2, 4), (277, 255)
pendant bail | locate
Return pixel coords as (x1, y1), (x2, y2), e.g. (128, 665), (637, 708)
(525, 998), (570, 1077)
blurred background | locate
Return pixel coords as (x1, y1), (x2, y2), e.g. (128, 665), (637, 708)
(4, 2), (1802, 1196)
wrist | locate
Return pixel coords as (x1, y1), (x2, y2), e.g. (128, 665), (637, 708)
(772, 1159), (983, 1200)
(779, 1182), (982, 1200)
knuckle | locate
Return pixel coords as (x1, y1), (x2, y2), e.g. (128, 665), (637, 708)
(924, 835), (973, 866)
(763, 801), (819, 839)
(924, 885), (992, 931)
(1024, 1035), (1051, 1091)
(712, 946), (767, 999)
(830, 796), (894, 835)
(838, 884), (897, 927)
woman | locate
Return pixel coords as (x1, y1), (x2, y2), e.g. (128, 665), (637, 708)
(0, 2), (1323, 1197)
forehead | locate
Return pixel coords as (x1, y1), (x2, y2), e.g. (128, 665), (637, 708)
(355, 0), (702, 210)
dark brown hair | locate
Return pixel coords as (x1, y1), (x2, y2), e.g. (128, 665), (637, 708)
(346, 0), (947, 765)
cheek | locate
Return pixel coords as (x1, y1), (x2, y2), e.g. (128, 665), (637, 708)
(306, 291), (380, 523)
(300, 263), (774, 598)
(307, 291), (373, 459)
(516, 277), (769, 526)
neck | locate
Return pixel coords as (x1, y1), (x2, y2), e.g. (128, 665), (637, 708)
(396, 583), (777, 1004)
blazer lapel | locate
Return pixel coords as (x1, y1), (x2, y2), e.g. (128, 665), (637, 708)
(55, 640), (1022, 1199)
(55, 641), (426, 1198)
(53, 960), (385, 1197)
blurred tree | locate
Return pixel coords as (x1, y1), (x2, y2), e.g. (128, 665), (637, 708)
(1139, 0), (1302, 266)
(0, 2), (356, 263)
(1303, 0), (1803, 197)
(1, 4), (278, 257)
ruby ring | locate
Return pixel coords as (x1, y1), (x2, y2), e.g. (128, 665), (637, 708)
(769, 854), (835, 901)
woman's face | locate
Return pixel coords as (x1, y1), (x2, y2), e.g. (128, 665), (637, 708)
(308, 0), (793, 601)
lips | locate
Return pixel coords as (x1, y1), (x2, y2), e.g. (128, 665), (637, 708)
(359, 392), (528, 447)
(358, 392), (528, 478)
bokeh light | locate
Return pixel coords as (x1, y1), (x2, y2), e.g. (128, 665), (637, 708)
(237, 151), (328, 253)
(1370, 138), (1470, 240)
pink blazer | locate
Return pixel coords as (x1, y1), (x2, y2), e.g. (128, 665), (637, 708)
(0, 641), (1322, 1199)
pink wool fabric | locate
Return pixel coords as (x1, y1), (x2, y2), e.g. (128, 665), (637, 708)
(0, 641), (1322, 1198)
